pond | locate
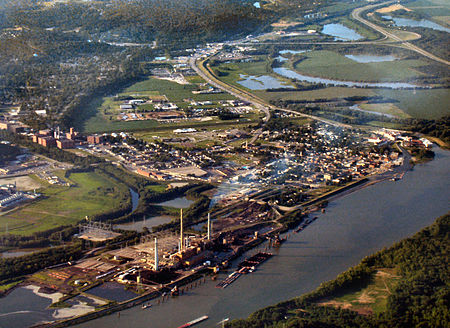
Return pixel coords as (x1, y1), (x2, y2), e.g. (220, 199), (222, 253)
(0, 286), (55, 328)
(345, 54), (398, 63)
(276, 50), (308, 62)
(273, 67), (419, 89)
(322, 23), (364, 41)
(155, 196), (194, 208)
(237, 74), (294, 90)
(85, 282), (138, 303)
(383, 15), (450, 33)
(114, 215), (174, 232)
(129, 188), (139, 212)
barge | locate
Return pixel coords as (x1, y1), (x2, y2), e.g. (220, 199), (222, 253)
(177, 315), (209, 328)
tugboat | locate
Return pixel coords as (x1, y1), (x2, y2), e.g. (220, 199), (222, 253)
(272, 234), (286, 246)
(171, 286), (180, 297)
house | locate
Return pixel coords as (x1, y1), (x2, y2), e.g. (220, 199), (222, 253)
(120, 104), (133, 111)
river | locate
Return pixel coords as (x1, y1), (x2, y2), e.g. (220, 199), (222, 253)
(71, 146), (449, 328)
(273, 67), (419, 89)
(129, 188), (139, 212)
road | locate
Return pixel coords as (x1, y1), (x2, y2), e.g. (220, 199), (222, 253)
(189, 56), (270, 143)
(351, 1), (450, 66)
(189, 0), (447, 142)
(189, 56), (352, 141)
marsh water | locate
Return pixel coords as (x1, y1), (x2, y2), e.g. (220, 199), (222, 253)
(237, 74), (294, 90)
(129, 188), (139, 212)
(321, 23), (364, 40)
(114, 215), (173, 232)
(345, 54), (398, 63)
(383, 15), (450, 33)
(155, 197), (194, 208)
(273, 67), (418, 88)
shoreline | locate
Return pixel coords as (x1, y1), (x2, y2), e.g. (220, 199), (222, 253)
(26, 150), (415, 327)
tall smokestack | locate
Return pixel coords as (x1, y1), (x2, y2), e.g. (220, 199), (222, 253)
(154, 238), (159, 271)
(207, 213), (211, 240)
(180, 209), (183, 252)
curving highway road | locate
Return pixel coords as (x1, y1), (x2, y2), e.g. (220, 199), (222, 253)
(189, 1), (447, 143)
(189, 55), (352, 139)
(352, 1), (450, 66)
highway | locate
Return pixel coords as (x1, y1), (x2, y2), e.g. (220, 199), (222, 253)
(189, 56), (270, 143)
(189, 0), (447, 143)
(189, 55), (352, 142)
(351, 1), (450, 66)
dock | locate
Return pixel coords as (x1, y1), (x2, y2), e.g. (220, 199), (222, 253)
(216, 252), (273, 289)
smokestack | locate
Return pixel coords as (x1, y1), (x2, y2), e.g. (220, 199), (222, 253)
(207, 213), (211, 240)
(180, 209), (183, 252)
(154, 238), (159, 271)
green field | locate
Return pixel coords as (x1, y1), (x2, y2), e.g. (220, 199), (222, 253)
(211, 57), (280, 89)
(256, 86), (377, 102)
(80, 76), (237, 133)
(292, 50), (429, 82)
(133, 112), (262, 146)
(359, 103), (411, 119)
(405, 0), (450, 18)
(375, 88), (450, 119)
(210, 52), (449, 120)
(318, 268), (402, 315)
(0, 171), (129, 236)
(259, 87), (449, 119)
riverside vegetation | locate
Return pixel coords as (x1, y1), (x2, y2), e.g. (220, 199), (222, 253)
(228, 213), (450, 328)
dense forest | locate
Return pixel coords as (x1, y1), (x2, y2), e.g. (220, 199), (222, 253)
(228, 213), (450, 328)
(407, 116), (450, 144)
(0, 0), (277, 129)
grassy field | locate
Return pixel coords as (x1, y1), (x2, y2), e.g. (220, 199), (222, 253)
(318, 268), (402, 315)
(211, 57), (283, 90)
(256, 86), (376, 102)
(405, 0), (450, 18)
(133, 113), (261, 146)
(292, 50), (429, 82)
(359, 103), (411, 119)
(366, 121), (406, 129)
(375, 88), (450, 119)
(255, 85), (449, 120)
(211, 52), (449, 120)
(81, 75), (237, 133)
(0, 171), (129, 236)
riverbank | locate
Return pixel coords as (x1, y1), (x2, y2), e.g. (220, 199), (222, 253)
(227, 212), (450, 327)
(0, 149), (447, 327)
(40, 150), (423, 327)
(67, 145), (448, 328)
(29, 221), (284, 328)
(0, 145), (413, 327)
